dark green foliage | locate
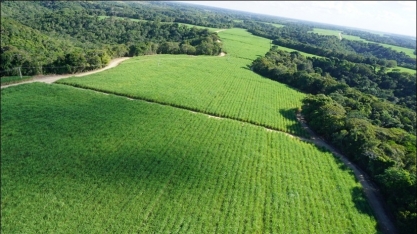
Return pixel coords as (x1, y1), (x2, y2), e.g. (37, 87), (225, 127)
(308, 57), (416, 110)
(1, 2), (223, 76)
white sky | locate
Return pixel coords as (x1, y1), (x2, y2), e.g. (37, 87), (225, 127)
(178, 1), (417, 38)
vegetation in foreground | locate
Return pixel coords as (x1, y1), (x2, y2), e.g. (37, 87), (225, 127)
(1, 83), (379, 233)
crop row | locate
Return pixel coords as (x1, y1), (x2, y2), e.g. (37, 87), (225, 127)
(58, 53), (308, 137)
(1, 83), (378, 233)
(56, 29), (307, 136)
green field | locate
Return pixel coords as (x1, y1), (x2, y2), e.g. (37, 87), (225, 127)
(274, 45), (323, 58)
(176, 23), (222, 32)
(97, 15), (144, 22)
(1, 83), (378, 233)
(221, 28), (319, 58)
(58, 55), (307, 136)
(309, 28), (417, 58)
(267, 22), (285, 28)
(58, 29), (309, 136)
(377, 43), (416, 58)
(254, 21), (284, 28)
(220, 28), (272, 60)
(308, 28), (343, 38)
(377, 66), (417, 75)
(0, 76), (32, 85)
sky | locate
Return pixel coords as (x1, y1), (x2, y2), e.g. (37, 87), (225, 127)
(177, 1), (416, 38)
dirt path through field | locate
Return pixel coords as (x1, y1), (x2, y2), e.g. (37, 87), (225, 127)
(1, 57), (130, 89)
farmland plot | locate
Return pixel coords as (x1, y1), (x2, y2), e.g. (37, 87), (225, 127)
(1, 83), (378, 233)
(58, 29), (308, 136)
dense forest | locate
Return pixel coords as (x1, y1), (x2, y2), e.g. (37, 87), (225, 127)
(251, 48), (416, 233)
(1, 1), (223, 76)
(1, 1), (416, 233)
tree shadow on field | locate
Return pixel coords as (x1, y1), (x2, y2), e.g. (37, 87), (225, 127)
(351, 186), (375, 216)
(278, 108), (356, 177)
(278, 108), (308, 137)
(278, 108), (297, 120)
(351, 187), (382, 234)
(240, 64), (252, 71)
(329, 152), (356, 178)
(2, 83), (222, 194)
(277, 106), (381, 233)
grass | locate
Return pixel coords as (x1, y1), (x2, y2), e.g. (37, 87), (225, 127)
(220, 29), (320, 59)
(377, 66), (417, 75)
(0, 76), (32, 85)
(1, 82), (379, 233)
(57, 29), (309, 137)
(97, 15), (145, 22)
(377, 43), (416, 58)
(308, 28), (342, 38)
(275, 45), (323, 58)
(176, 23), (222, 32)
(254, 21), (285, 28)
(266, 22), (285, 28)
(58, 54), (307, 137)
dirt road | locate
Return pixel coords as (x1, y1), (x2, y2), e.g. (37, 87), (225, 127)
(1, 57), (130, 89)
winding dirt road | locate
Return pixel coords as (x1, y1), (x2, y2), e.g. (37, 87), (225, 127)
(1, 57), (130, 89)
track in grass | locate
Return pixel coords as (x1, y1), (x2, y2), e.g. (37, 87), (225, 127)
(1, 83), (379, 233)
